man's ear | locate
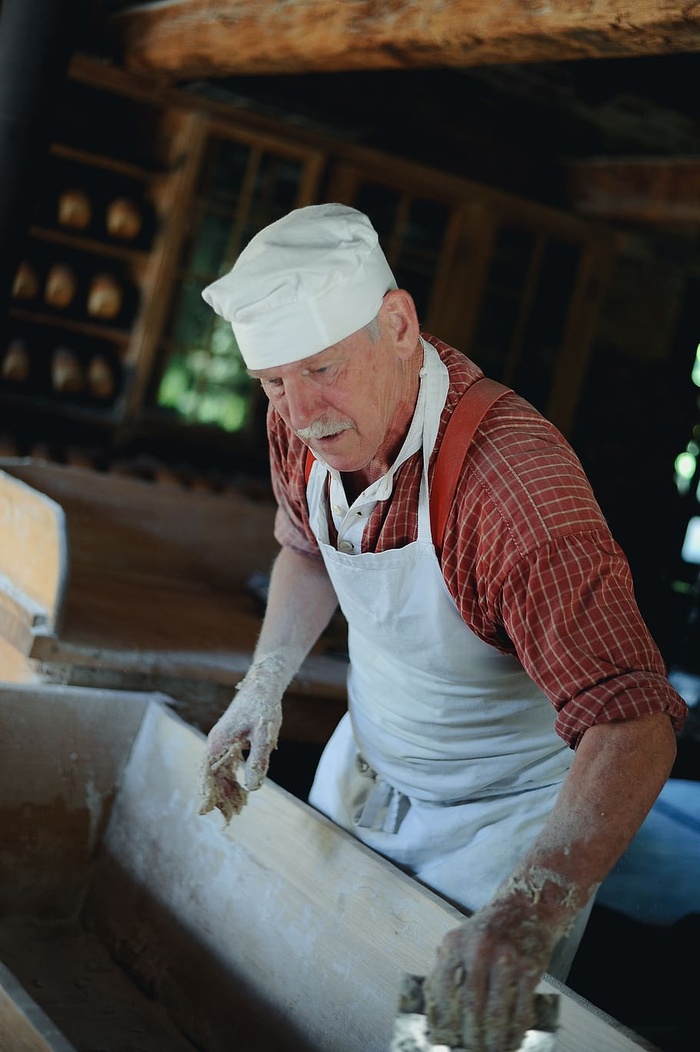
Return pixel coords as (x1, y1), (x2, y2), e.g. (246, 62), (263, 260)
(380, 289), (420, 357)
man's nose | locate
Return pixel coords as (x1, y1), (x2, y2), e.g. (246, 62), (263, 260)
(283, 376), (321, 431)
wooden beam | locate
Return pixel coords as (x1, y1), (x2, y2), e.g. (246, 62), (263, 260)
(565, 157), (700, 222)
(112, 0), (700, 77)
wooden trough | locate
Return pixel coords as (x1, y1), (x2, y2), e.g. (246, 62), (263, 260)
(0, 683), (661, 1052)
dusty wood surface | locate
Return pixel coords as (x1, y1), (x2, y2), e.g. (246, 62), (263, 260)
(0, 685), (659, 1052)
(0, 459), (348, 740)
(566, 156), (700, 222)
(0, 685), (200, 1052)
(112, 0), (700, 77)
(0, 961), (76, 1052)
(0, 470), (66, 653)
(0, 635), (36, 684)
(0, 684), (151, 920)
(2, 458), (278, 664)
(90, 698), (659, 1052)
(0, 923), (199, 1052)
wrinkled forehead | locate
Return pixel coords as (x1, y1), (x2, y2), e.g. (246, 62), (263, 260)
(247, 324), (369, 379)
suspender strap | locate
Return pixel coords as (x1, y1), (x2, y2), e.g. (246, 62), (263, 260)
(304, 446), (315, 485)
(430, 377), (511, 554)
(303, 375), (510, 553)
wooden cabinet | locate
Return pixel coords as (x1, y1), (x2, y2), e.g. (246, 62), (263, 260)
(2, 54), (616, 462)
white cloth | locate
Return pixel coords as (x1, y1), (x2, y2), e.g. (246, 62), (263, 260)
(200, 204), (397, 369)
(308, 341), (572, 914)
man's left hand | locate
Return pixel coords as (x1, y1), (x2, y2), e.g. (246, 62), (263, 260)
(422, 901), (558, 1052)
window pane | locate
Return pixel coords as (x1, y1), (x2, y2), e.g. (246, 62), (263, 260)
(471, 225), (538, 377)
(342, 183), (448, 320)
(514, 239), (580, 409)
(352, 183), (399, 241)
(187, 211), (234, 277)
(157, 327), (253, 434)
(393, 198), (449, 321)
(151, 134), (308, 433)
(199, 138), (251, 208)
(470, 225), (581, 414)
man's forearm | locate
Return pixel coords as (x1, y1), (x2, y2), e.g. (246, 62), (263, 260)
(496, 711), (677, 930)
(421, 711), (678, 1049)
(201, 546), (339, 816)
(251, 545), (340, 683)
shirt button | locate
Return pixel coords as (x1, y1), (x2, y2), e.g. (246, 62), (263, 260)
(338, 539), (354, 553)
(332, 504), (343, 515)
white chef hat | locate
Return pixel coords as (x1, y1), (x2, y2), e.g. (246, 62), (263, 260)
(201, 203), (397, 369)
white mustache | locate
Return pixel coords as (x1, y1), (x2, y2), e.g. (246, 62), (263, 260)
(296, 418), (354, 442)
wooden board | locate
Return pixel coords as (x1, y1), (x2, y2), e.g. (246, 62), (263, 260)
(0, 683), (661, 1052)
(0, 468), (66, 654)
(113, 0), (700, 76)
(0, 458), (348, 741)
(566, 156), (700, 223)
(0, 961), (77, 1052)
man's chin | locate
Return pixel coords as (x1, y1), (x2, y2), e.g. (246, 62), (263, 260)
(309, 432), (348, 457)
(317, 453), (370, 477)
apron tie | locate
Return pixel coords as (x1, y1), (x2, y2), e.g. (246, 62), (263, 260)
(352, 754), (410, 834)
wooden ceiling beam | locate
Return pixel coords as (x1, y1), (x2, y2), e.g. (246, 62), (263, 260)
(112, 1), (700, 78)
(565, 157), (700, 223)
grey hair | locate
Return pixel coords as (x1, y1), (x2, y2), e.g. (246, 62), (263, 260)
(363, 315), (381, 344)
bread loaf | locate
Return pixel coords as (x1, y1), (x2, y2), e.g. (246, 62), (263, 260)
(45, 263), (78, 309)
(1, 339), (31, 382)
(87, 273), (123, 320)
(51, 346), (84, 393)
(12, 261), (40, 300)
(106, 197), (142, 241)
(87, 354), (116, 399)
(58, 188), (92, 230)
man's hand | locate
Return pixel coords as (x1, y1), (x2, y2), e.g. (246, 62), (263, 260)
(422, 899), (559, 1052)
(422, 713), (678, 1051)
(199, 679), (283, 823)
(197, 548), (338, 824)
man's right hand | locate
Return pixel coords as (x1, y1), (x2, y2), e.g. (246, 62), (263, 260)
(198, 682), (283, 823)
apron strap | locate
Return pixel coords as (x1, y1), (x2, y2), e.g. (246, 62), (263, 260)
(303, 376), (510, 553)
(430, 377), (511, 556)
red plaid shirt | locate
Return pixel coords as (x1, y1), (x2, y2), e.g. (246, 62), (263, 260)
(269, 334), (687, 748)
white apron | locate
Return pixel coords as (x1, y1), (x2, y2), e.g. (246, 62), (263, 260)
(307, 341), (587, 975)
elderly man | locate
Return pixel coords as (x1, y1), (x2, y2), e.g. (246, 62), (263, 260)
(200, 204), (687, 1051)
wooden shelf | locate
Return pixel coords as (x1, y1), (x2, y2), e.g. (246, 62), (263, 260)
(0, 390), (120, 427)
(50, 142), (157, 182)
(9, 307), (131, 348)
(6, 53), (614, 454)
(29, 225), (150, 264)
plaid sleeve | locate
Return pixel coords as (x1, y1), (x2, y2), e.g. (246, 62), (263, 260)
(499, 532), (688, 747)
(440, 394), (688, 747)
(267, 403), (323, 559)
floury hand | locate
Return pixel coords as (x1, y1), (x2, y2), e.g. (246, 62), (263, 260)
(198, 652), (293, 822)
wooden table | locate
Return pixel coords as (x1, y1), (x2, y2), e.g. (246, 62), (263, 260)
(0, 458), (347, 744)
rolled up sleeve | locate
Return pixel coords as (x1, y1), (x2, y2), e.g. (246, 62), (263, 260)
(499, 532), (688, 748)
